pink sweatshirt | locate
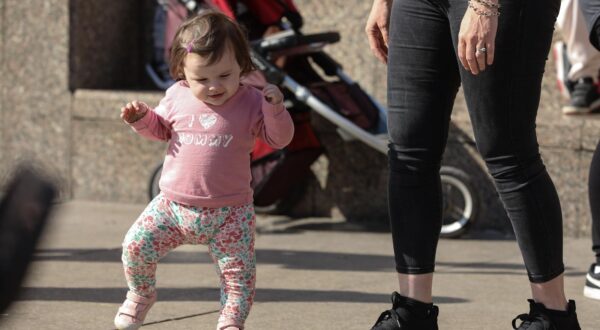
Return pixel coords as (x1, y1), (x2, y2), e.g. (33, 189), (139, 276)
(130, 82), (294, 208)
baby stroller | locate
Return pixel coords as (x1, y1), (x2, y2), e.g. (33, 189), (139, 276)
(145, 0), (479, 238)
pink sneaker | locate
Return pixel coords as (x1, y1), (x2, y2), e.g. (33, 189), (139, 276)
(114, 291), (156, 330)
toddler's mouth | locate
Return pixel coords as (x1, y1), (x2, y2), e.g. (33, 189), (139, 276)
(209, 92), (225, 99)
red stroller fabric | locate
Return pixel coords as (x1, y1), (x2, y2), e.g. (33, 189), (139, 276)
(209, 0), (299, 25)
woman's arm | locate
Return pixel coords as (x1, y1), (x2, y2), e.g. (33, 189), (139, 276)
(365, 0), (393, 64)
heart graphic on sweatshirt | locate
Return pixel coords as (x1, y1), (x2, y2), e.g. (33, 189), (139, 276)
(199, 114), (217, 129)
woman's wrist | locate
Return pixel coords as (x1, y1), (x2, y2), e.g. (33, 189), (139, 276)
(473, 0), (500, 8)
(468, 0), (500, 17)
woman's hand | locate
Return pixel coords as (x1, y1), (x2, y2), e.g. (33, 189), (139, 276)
(121, 101), (149, 123)
(365, 0), (393, 64)
(458, 2), (499, 75)
(263, 84), (283, 104)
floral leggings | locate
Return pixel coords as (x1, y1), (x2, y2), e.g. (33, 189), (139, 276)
(121, 193), (256, 329)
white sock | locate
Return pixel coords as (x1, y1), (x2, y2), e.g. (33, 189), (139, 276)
(594, 265), (600, 274)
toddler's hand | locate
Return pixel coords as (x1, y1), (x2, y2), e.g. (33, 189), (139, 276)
(121, 101), (149, 123)
(263, 84), (283, 105)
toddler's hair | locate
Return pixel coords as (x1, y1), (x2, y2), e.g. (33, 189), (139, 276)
(169, 11), (256, 81)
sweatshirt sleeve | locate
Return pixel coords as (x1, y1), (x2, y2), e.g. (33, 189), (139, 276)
(252, 98), (294, 149)
(128, 93), (173, 142)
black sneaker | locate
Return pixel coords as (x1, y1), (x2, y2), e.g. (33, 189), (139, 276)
(584, 263), (600, 301)
(511, 299), (581, 329)
(371, 292), (438, 330)
(562, 77), (600, 115)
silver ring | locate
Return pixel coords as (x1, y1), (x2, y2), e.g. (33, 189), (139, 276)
(478, 47), (487, 53)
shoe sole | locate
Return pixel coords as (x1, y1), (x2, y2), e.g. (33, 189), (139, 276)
(114, 321), (143, 330)
(553, 41), (571, 100)
(114, 297), (156, 330)
(583, 285), (600, 300)
(584, 272), (600, 300)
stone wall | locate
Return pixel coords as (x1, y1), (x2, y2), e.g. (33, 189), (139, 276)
(69, 0), (147, 90)
(0, 0), (597, 237)
(0, 0), (4, 179)
(0, 0), (71, 196)
(71, 90), (164, 202)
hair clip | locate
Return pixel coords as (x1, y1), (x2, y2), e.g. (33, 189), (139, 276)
(185, 37), (199, 53)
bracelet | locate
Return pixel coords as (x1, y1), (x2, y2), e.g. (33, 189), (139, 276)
(472, 0), (500, 9)
(468, 2), (500, 16)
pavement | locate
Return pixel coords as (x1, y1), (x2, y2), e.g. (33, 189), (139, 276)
(0, 200), (598, 329)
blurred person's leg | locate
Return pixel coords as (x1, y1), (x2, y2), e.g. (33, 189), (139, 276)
(577, 0), (600, 50)
(0, 166), (56, 313)
(558, 0), (600, 81)
(557, 0), (600, 114)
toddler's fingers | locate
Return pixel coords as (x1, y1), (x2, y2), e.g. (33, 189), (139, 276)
(125, 104), (135, 116)
(263, 88), (272, 99)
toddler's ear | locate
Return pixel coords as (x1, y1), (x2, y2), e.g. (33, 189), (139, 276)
(177, 70), (186, 81)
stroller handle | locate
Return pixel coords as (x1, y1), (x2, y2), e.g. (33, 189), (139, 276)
(252, 31), (340, 56)
(250, 50), (286, 85)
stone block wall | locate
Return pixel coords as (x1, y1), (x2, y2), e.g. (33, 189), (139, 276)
(71, 90), (164, 203)
(69, 0), (148, 90)
(0, 0), (71, 196)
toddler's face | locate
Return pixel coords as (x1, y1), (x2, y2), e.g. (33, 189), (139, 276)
(183, 47), (242, 106)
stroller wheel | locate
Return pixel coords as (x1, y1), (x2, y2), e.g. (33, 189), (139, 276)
(148, 163), (163, 201)
(440, 166), (479, 238)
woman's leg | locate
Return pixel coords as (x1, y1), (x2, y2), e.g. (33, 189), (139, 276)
(447, 0), (568, 310)
(387, 0), (461, 303)
(209, 204), (256, 330)
(590, 140), (600, 265)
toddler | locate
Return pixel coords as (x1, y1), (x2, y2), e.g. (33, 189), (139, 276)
(114, 11), (294, 330)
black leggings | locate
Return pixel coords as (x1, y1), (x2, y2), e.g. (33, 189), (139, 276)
(590, 141), (600, 264)
(387, 0), (563, 282)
